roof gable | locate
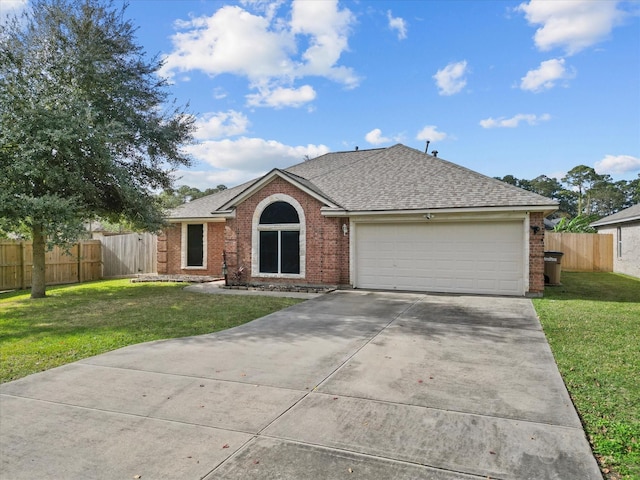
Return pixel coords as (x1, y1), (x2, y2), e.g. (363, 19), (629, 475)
(218, 169), (341, 210)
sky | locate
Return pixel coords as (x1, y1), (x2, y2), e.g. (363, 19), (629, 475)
(3, 0), (640, 191)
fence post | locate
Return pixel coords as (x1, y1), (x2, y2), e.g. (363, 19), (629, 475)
(78, 242), (83, 283)
(20, 241), (27, 290)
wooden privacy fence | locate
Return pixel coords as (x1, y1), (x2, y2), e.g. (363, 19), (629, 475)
(101, 232), (157, 278)
(0, 240), (102, 290)
(544, 232), (613, 272)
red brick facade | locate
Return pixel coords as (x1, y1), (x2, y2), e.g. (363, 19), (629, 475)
(157, 222), (225, 277)
(158, 179), (547, 295)
(528, 211), (545, 295)
(158, 177), (350, 286)
(223, 177), (350, 286)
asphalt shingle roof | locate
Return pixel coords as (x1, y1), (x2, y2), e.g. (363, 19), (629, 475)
(169, 144), (557, 219)
(591, 203), (640, 227)
(168, 181), (251, 218)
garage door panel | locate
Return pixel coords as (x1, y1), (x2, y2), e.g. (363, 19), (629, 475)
(355, 222), (524, 296)
(476, 260), (494, 271)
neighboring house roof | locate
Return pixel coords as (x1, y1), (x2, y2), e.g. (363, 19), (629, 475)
(590, 203), (640, 227)
(544, 217), (562, 230)
(169, 144), (558, 220)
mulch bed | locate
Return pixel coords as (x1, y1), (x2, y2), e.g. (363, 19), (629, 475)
(131, 275), (336, 294)
(222, 284), (336, 294)
(131, 275), (223, 283)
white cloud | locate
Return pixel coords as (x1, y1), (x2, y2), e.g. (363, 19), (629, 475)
(193, 111), (249, 140)
(290, 0), (359, 87)
(239, 0), (286, 21)
(212, 88), (228, 100)
(416, 125), (448, 142)
(520, 58), (575, 92)
(0, 0), (27, 23)
(184, 137), (330, 173)
(160, 1), (358, 108)
(387, 10), (407, 40)
(433, 60), (468, 96)
(160, 6), (295, 80)
(365, 128), (391, 145)
(595, 155), (640, 175)
(517, 0), (626, 55)
(246, 84), (316, 108)
(479, 113), (551, 129)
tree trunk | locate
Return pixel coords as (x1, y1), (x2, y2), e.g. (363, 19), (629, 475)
(31, 224), (47, 298)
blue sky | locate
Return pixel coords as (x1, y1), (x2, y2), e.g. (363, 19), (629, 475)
(4, 0), (640, 190)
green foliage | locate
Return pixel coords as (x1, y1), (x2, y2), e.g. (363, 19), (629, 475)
(562, 165), (601, 215)
(0, 279), (302, 383)
(0, 0), (194, 296)
(627, 174), (640, 205)
(496, 168), (638, 221)
(533, 273), (640, 479)
(157, 184), (228, 210)
(553, 214), (598, 233)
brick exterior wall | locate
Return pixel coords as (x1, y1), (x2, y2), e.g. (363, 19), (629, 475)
(159, 178), (545, 296)
(224, 177), (350, 287)
(158, 222), (225, 277)
(528, 212), (545, 295)
(157, 230), (168, 274)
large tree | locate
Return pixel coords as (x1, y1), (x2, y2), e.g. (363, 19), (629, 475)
(0, 0), (194, 298)
(562, 165), (602, 216)
(587, 178), (627, 217)
(626, 174), (640, 206)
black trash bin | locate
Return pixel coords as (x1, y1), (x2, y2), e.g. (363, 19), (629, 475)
(544, 251), (564, 285)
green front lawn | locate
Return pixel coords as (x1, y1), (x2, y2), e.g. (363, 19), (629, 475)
(0, 279), (303, 383)
(533, 272), (640, 480)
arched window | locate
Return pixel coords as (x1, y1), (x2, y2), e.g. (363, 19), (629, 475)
(252, 196), (305, 278)
(260, 201), (299, 225)
(259, 202), (300, 274)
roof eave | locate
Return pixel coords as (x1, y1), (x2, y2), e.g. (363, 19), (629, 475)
(591, 215), (640, 227)
(166, 210), (235, 222)
(321, 204), (558, 217)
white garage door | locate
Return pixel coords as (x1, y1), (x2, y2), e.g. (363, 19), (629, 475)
(355, 222), (525, 296)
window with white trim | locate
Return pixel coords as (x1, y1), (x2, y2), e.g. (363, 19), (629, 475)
(258, 201), (300, 274)
(181, 223), (207, 269)
(617, 227), (622, 258)
(252, 195), (305, 278)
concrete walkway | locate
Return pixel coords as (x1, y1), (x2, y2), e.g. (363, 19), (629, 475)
(0, 291), (601, 479)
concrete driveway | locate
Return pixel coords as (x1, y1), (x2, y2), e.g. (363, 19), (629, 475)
(0, 291), (601, 479)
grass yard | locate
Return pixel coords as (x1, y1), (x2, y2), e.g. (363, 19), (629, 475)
(0, 279), (303, 384)
(533, 272), (640, 480)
